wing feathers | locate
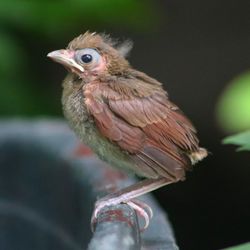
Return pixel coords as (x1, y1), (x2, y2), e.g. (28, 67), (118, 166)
(142, 145), (187, 180)
(84, 76), (202, 179)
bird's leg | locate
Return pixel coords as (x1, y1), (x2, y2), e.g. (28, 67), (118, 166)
(91, 177), (174, 231)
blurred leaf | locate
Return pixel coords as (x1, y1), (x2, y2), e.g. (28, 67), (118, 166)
(0, 0), (158, 38)
(0, 0), (160, 117)
(223, 130), (250, 151)
(216, 71), (250, 133)
(0, 31), (26, 75)
(222, 243), (250, 250)
(0, 78), (56, 116)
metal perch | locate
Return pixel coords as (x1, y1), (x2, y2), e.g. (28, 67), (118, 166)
(0, 120), (179, 250)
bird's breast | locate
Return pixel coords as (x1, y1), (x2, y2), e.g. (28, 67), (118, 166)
(62, 87), (94, 141)
(62, 87), (116, 153)
(61, 84), (142, 175)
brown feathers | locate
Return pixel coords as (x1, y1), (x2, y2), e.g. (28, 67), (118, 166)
(50, 31), (207, 180)
(48, 32), (208, 230)
(83, 69), (206, 180)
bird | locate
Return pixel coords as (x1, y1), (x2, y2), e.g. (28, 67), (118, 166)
(47, 31), (207, 231)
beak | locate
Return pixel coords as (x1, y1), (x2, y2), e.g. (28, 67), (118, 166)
(47, 49), (84, 72)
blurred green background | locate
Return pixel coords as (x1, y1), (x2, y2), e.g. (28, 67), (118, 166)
(0, 0), (249, 250)
(0, 0), (157, 116)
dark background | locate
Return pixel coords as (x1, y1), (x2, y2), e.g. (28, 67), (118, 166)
(0, 0), (250, 249)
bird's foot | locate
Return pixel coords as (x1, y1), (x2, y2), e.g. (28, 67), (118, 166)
(127, 199), (153, 231)
(91, 198), (153, 232)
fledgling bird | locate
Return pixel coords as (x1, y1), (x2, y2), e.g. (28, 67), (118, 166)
(47, 31), (207, 230)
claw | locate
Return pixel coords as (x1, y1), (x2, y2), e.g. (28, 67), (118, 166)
(90, 200), (107, 232)
(90, 198), (153, 232)
(131, 199), (153, 219)
(127, 201), (150, 231)
(89, 177), (170, 232)
(90, 214), (97, 232)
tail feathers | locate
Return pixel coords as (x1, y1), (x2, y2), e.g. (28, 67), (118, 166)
(136, 145), (188, 181)
(189, 147), (208, 165)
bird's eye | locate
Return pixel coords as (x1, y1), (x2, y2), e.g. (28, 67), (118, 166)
(81, 54), (92, 63)
(76, 48), (101, 65)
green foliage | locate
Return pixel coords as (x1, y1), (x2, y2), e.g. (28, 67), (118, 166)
(218, 72), (250, 152)
(223, 130), (250, 151)
(223, 243), (250, 250)
(0, 0), (157, 39)
(216, 71), (250, 133)
(0, 0), (158, 116)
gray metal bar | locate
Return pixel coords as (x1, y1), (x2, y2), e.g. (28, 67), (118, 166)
(0, 120), (179, 250)
(88, 205), (140, 250)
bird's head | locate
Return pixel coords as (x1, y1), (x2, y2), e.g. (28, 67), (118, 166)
(47, 31), (132, 81)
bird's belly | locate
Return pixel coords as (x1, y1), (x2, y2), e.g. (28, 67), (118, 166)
(72, 121), (138, 175)
(62, 90), (139, 175)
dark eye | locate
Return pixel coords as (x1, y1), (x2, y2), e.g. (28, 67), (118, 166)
(76, 48), (101, 66)
(81, 54), (92, 63)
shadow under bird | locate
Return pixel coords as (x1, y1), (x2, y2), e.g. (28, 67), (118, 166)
(47, 31), (207, 231)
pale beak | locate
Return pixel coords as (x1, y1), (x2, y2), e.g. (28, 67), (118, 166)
(47, 49), (84, 72)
